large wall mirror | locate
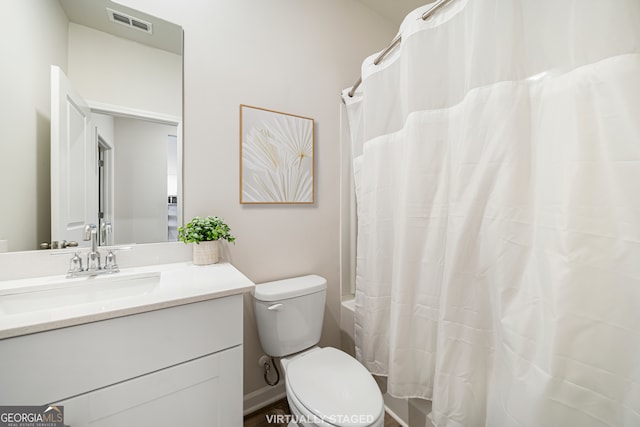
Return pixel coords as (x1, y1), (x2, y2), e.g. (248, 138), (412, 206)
(0, 0), (183, 253)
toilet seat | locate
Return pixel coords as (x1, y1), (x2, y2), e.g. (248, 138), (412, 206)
(285, 347), (383, 427)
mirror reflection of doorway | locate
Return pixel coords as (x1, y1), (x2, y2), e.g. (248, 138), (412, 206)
(51, 66), (182, 248)
(97, 135), (114, 246)
(93, 112), (179, 245)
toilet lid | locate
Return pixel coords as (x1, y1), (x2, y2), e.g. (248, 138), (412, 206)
(286, 347), (383, 427)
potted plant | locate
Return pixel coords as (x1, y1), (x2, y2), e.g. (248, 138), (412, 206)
(178, 216), (236, 265)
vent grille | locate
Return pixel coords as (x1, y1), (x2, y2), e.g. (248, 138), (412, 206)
(106, 8), (153, 34)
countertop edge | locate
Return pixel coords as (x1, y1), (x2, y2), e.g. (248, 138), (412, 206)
(0, 284), (254, 340)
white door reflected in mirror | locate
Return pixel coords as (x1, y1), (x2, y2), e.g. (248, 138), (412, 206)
(50, 65), (97, 248)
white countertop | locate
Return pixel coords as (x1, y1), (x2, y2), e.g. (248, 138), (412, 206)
(0, 262), (254, 339)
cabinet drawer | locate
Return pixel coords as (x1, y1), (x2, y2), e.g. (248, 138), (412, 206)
(0, 295), (242, 404)
(57, 346), (242, 427)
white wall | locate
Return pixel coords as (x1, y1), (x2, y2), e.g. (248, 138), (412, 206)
(0, 0), (68, 251)
(68, 23), (181, 117)
(115, 0), (397, 398)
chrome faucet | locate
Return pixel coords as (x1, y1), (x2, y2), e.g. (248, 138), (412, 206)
(66, 224), (119, 278)
(84, 224), (101, 271)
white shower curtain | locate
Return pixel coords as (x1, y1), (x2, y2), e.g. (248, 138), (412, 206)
(343, 1), (640, 426)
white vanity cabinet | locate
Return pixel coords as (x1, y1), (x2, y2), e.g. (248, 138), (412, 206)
(0, 294), (244, 427)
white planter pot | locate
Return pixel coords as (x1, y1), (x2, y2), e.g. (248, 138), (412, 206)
(192, 241), (219, 265)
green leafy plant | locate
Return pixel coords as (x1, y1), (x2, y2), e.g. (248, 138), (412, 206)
(178, 216), (236, 244)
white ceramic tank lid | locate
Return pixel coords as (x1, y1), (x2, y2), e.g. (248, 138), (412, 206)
(254, 275), (327, 302)
(286, 347), (383, 427)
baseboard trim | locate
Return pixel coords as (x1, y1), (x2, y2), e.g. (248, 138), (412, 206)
(243, 383), (287, 416)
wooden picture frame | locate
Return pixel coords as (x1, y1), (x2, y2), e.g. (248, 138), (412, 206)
(239, 104), (315, 204)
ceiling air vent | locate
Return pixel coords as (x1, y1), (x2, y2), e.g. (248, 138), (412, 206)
(106, 8), (153, 34)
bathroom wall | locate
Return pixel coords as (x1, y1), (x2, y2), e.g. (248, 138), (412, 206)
(0, 0), (68, 251)
(113, 0), (397, 399)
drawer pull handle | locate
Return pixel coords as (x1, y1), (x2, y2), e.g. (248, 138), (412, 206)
(267, 303), (284, 311)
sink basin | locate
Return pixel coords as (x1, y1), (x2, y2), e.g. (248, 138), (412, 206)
(0, 272), (160, 315)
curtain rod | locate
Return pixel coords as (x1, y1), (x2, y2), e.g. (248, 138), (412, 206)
(346, 0), (456, 98)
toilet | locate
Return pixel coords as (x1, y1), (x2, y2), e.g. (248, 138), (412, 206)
(254, 275), (384, 427)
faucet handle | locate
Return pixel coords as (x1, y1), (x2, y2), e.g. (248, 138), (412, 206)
(68, 252), (83, 274)
(104, 250), (119, 272)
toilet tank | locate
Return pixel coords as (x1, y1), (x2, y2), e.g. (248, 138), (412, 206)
(254, 275), (327, 357)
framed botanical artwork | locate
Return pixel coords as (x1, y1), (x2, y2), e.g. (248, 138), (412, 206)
(240, 104), (315, 204)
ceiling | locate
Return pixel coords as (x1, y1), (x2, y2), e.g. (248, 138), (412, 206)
(358, 0), (437, 29)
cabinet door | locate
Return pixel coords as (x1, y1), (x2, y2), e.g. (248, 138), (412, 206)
(57, 346), (242, 427)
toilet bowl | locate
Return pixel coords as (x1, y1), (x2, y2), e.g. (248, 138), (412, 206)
(253, 275), (384, 427)
(282, 347), (384, 427)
